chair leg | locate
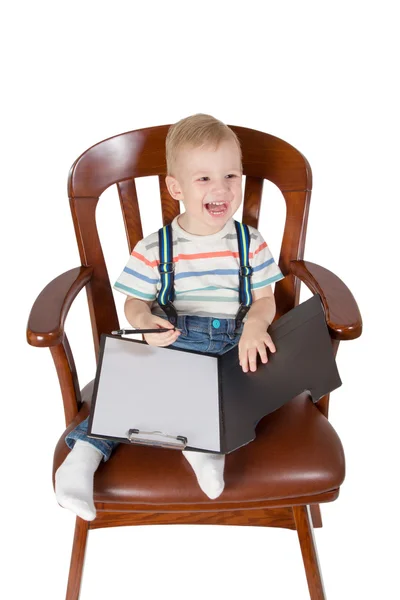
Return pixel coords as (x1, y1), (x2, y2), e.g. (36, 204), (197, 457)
(65, 517), (89, 600)
(293, 505), (327, 600)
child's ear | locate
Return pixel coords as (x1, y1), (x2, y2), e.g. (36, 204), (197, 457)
(165, 175), (183, 201)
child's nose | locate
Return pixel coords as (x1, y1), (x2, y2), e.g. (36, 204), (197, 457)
(211, 179), (232, 195)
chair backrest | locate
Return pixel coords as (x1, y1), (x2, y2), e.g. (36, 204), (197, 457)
(68, 124), (312, 356)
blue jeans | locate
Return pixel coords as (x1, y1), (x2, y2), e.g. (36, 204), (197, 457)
(65, 315), (243, 461)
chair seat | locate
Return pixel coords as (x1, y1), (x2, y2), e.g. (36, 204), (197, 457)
(53, 381), (345, 508)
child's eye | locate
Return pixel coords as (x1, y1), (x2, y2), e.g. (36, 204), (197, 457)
(198, 174), (239, 181)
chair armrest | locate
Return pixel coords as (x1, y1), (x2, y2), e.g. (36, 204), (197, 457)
(289, 260), (362, 341)
(27, 266), (93, 348)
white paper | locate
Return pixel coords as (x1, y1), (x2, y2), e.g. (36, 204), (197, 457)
(90, 337), (221, 452)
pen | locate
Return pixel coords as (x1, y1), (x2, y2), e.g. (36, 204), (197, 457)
(111, 327), (182, 335)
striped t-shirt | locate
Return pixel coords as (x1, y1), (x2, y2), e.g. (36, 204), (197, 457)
(113, 216), (285, 319)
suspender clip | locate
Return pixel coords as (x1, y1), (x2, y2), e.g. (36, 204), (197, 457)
(239, 265), (253, 277)
(235, 305), (250, 330)
(158, 261), (175, 274)
(156, 301), (178, 326)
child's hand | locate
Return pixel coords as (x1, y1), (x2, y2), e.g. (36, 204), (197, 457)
(238, 319), (276, 373)
(141, 314), (181, 347)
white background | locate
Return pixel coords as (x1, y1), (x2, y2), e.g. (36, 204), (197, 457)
(2, 1), (398, 598)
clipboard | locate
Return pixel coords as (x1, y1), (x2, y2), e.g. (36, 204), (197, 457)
(88, 294), (342, 454)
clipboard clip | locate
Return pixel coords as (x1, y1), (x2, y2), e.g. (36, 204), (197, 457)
(126, 429), (188, 450)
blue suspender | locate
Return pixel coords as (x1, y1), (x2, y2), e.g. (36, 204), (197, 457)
(156, 224), (178, 326)
(234, 221), (254, 329)
(157, 220), (253, 328)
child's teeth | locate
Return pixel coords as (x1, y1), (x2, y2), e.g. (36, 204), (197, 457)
(206, 201), (227, 214)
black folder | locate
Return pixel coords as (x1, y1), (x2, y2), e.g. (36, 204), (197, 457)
(88, 294), (341, 454)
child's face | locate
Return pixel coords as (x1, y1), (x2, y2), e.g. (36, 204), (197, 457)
(166, 139), (243, 235)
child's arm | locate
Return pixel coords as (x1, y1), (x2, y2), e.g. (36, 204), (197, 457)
(124, 297), (153, 327)
(124, 297), (181, 347)
(238, 286), (277, 373)
(245, 286), (276, 329)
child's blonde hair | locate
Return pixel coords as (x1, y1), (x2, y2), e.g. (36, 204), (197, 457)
(166, 113), (242, 176)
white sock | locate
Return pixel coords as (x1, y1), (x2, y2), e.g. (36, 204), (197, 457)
(55, 440), (103, 521)
(182, 450), (225, 499)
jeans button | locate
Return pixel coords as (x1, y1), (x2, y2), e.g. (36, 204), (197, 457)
(212, 319), (221, 329)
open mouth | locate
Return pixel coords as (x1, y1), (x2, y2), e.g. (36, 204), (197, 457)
(204, 201), (229, 216)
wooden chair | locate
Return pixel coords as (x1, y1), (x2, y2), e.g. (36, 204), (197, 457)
(26, 124), (362, 599)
